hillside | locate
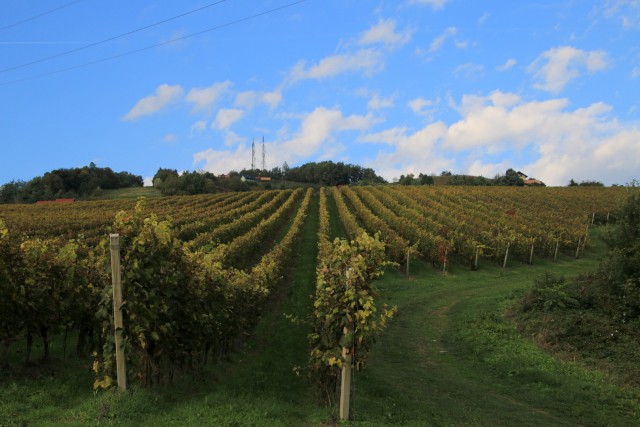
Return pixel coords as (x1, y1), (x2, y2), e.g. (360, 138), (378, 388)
(1, 186), (637, 425)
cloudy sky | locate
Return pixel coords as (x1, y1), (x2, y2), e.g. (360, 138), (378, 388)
(1, 0), (639, 186)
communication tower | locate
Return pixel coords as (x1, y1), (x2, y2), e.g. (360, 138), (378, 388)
(262, 137), (266, 172)
(251, 139), (256, 170)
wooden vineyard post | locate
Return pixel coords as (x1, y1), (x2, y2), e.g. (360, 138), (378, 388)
(582, 224), (590, 253)
(406, 248), (410, 276)
(554, 239), (560, 262)
(606, 212), (610, 225)
(474, 246), (480, 270)
(109, 234), (127, 392)
(442, 248), (448, 273)
(503, 243), (510, 269)
(339, 326), (352, 421)
(575, 236), (582, 259)
(528, 244), (534, 265)
(340, 268), (353, 421)
(591, 212), (595, 225)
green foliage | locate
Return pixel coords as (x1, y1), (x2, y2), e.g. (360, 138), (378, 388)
(513, 192), (640, 389)
(517, 272), (579, 312)
(494, 168), (524, 186)
(153, 169), (219, 196)
(284, 161), (386, 186)
(309, 233), (397, 405)
(93, 190), (313, 389)
(0, 164), (143, 203)
(569, 179), (605, 186)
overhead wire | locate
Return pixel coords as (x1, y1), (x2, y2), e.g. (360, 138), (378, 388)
(0, 0), (85, 33)
(0, 0), (229, 74)
(0, 0), (307, 86)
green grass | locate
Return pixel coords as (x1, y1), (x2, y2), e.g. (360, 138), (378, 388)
(98, 187), (162, 200)
(2, 223), (639, 426)
(348, 228), (640, 426)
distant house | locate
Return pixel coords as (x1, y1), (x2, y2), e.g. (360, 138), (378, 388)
(240, 175), (271, 182)
(36, 198), (75, 205)
(516, 171), (528, 180)
(524, 178), (545, 186)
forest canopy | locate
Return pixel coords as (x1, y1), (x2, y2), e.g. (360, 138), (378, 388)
(0, 163), (142, 203)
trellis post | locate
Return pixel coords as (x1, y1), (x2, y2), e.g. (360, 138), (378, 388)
(503, 243), (510, 269)
(109, 234), (127, 392)
(340, 268), (353, 421)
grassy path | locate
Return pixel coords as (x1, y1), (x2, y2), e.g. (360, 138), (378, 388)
(349, 231), (640, 426)
(127, 189), (327, 426)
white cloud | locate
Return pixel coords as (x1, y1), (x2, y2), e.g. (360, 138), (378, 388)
(185, 81), (232, 112)
(359, 127), (408, 145)
(408, 97), (435, 115)
(632, 67), (640, 79)
(123, 84), (183, 121)
(358, 19), (413, 48)
(409, 0), (449, 9)
(194, 107), (377, 174)
(212, 108), (244, 130)
(280, 107), (376, 159)
(288, 49), (384, 82)
(261, 90), (283, 109)
(427, 27), (457, 53)
(362, 122), (451, 180)
(190, 120), (207, 135)
(467, 160), (510, 179)
(361, 91), (640, 185)
(235, 89), (282, 109)
(603, 0), (640, 28)
(222, 130), (245, 147)
(368, 94), (394, 110)
(454, 62), (485, 80)
(497, 58), (517, 71)
(478, 12), (490, 25)
(194, 144), (252, 174)
(163, 134), (177, 143)
(528, 46), (609, 93)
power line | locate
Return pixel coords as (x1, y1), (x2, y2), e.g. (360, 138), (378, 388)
(0, 0), (307, 87)
(0, 0), (85, 33)
(0, 0), (229, 74)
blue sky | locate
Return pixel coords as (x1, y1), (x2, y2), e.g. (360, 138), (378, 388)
(1, 0), (639, 186)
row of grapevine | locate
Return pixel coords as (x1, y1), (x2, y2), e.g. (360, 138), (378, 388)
(328, 186), (625, 269)
(212, 188), (304, 268)
(339, 187), (409, 262)
(317, 187), (331, 259)
(0, 189), (313, 389)
(186, 190), (295, 250)
(176, 191), (272, 241)
(309, 228), (397, 410)
(331, 187), (365, 240)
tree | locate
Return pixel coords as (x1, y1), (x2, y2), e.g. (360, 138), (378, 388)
(398, 174), (416, 185)
(495, 168), (524, 186)
(152, 168), (179, 187)
(418, 173), (434, 185)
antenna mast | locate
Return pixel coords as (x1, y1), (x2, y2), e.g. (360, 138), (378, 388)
(251, 138), (256, 170)
(262, 136), (266, 172)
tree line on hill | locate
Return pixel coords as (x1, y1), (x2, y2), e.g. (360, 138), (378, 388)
(397, 168), (534, 186)
(1, 161), (613, 203)
(0, 163), (142, 204)
(152, 161), (387, 196)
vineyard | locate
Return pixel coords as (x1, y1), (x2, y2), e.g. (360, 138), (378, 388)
(0, 185), (632, 423)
